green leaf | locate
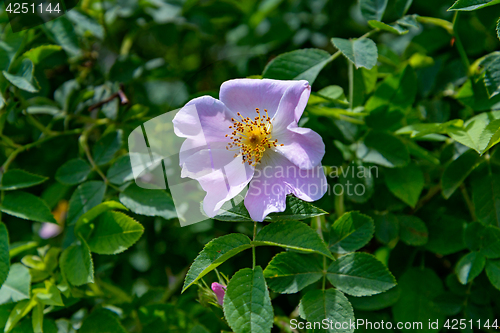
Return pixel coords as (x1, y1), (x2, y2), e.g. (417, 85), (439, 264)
(368, 18), (413, 34)
(497, 17), (500, 41)
(339, 161), (375, 204)
(67, 181), (106, 226)
(485, 259), (500, 290)
(92, 130), (123, 166)
(327, 252), (396, 296)
(374, 213), (400, 245)
(223, 267), (273, 333)
(369, 20), (409, 34)
(60, 239), (94, 286)
(365, 65), (417, 113)
(398, 215), (428, 246)
(298, 289), (355, 333)
(3, 59), (40, 93)
(441, 150), (482, 199)
(0, 263), (30, 304)
(214, 195), (327, 222)
(79, 309), (128, 333)
(22, 45), (62, 64)
(254, 220), (333, 259)
(472, 173), (500, 226)
(448, 0), (500, 11)
(348, 286), (400, 311)
(106, 155), (134, 185)
(396, 120), (464, 138)
(0, 223), (9, 289)
(385, 162), (424, 208)
(87, 211), (144, 255)
(447, 111), (500, 154)
(263, 252), (322, 294)
(66, 10), (105, 39)
(331, 38), (378, 69)
(0, 192), (56, 224)
(4, 299), (36, 333)
(455, 252), (485, 284)
(212, 197), (253, 222)
(329, 211), (375, 254)
(35, 281), (64, 307)
(182, 234), (252, 292)
(55, 159), (92, 186)
(465, 222), (500, 259)
(262, 49), (332, 85)
(478, 119), (500, 154)
(392, 268), (444, 333)
(425, 215), (466, 255)
(360, 0), (389, 21)
(32, 302), (43, 333)
(119, 184), (176, 220)
(0, 170), (47, 190)
(43, 17), (81, 56)
(9, 241), (38, 258)
(478, 225), (500, 258)
(74, 201), (128, 234)
(358, 132), (410, 168)
(267, 196), (328, 221)
(480, 52), (500, 98)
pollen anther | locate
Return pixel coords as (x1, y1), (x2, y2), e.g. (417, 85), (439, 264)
(225, 108), (280, 166)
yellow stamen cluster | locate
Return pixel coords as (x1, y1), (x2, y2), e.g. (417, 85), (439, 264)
(225, 108), (283, 166)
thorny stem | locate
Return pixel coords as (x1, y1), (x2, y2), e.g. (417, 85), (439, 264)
(88, 84), (129, 112)
(80, 128), (121, 192)
(452, 12), (471, 74)
(1, 129), (82, 173)
(348, 61), (354, 110)
(334, 191), (345, 217)
(460, 184), (476, 222)
(25, 112), (55, 136)
(412, 184), (441, 214)
(161, 267), (188, 302)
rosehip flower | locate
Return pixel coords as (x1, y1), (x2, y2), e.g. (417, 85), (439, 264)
(211, 282), (226, 306)
(173, 79), (327, 221)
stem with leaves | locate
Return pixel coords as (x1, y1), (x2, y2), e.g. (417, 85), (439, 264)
(79, 126), (121, 192)
(252, 221), (257, 269)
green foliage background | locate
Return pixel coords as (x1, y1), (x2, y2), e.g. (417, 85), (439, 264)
(0, 0), (500, 332)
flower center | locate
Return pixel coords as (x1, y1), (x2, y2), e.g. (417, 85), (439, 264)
(226, 108), (283, 166)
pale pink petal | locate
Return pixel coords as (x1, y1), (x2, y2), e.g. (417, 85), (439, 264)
(181, 142), (254, 217)
(273, 125), (325, 169)
(220, 79), (309, 121)
(271, 80), (311, 133)
(211, 282), (226, 306)
(244, 152), (327, 221)
(173, 96), (234, 165)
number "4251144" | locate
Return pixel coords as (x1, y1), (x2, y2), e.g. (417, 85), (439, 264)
(444, 319), (498, 330)
(6, 2), (61, 14)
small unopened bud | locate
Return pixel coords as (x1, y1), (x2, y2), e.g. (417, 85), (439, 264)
(211, 282), (226, 306)
(39, 223), (62, 239)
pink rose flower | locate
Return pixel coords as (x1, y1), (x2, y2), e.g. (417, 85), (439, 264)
(173, 79), (327, 221)
(211, 282), (226, 306)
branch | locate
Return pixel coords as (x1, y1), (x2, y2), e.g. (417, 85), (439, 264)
(88, 84), (129, 112)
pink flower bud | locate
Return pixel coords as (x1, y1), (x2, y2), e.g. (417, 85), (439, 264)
(211, 282), (226, 306)
(39, 223), (62, 239)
